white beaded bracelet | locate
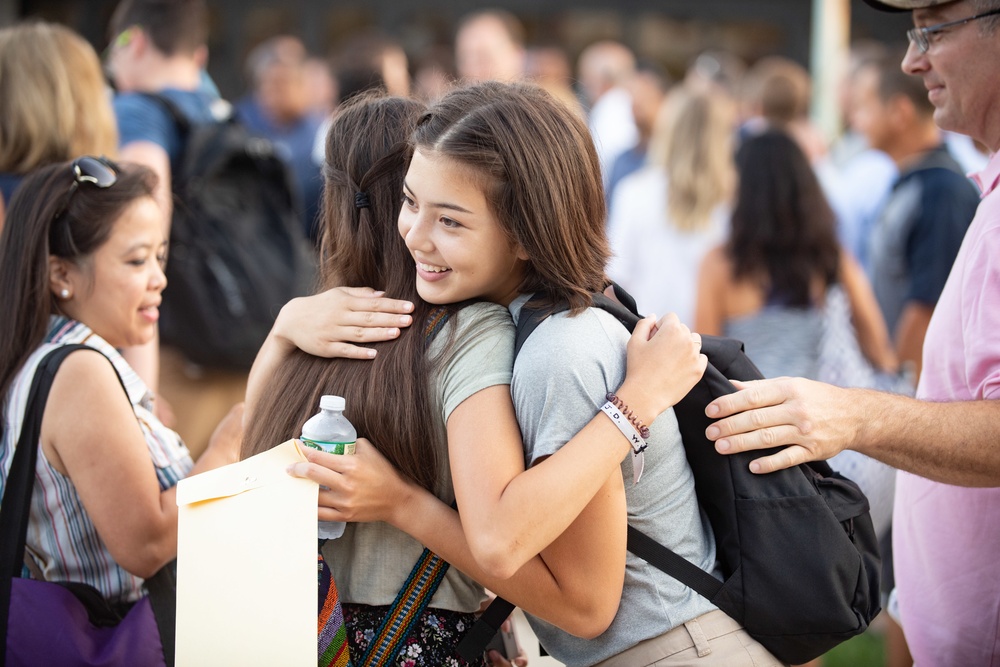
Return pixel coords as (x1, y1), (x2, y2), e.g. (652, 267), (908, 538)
(600, 401), (647, 484)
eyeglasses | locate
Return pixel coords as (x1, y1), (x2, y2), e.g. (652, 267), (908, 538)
(52, 156), (118, 224)
(906, 7), (1000, 54)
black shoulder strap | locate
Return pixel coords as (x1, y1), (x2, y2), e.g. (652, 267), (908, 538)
(456, 593), (515, 661)
(138, 92), (193, 138)
(626, 526), (722, 600)
(0, 345), (105, 659)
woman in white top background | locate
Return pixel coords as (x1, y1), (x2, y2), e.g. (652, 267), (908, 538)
(607, 86), (736, 326)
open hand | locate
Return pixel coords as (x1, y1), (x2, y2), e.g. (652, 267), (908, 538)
(705, 377), (862, 473)
(271, 286), (415, 359)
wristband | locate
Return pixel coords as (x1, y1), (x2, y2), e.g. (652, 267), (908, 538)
(600, 401), (647, 484)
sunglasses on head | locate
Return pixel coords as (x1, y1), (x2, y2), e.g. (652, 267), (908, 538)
(51, 156), (118, 224)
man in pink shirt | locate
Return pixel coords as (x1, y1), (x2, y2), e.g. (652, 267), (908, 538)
(703, 1), (1000, 663)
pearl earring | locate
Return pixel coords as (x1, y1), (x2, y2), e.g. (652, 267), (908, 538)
(59, 289), (70, 299)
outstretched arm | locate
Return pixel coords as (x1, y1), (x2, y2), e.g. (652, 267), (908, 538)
(705, 377), (1000, 486)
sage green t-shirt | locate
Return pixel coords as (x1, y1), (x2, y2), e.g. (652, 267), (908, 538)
(323, 301), (514, 612)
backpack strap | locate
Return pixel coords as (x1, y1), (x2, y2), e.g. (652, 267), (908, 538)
(626, 526), (722, 600)
(455, 593), (515, 662)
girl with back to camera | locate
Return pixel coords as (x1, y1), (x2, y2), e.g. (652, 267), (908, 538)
(244, 90), (705, 666)
(261, 82), (782, 666)
(695, 129), (897, 385)
(0, 158), (240, 609)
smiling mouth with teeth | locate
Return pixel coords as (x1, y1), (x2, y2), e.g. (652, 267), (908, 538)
(418, 262), (450, 273)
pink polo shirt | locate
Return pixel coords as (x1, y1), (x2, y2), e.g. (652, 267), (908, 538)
(894, 149), (1000, 667)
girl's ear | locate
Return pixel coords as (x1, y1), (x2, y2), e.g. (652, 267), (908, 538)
(48, 255), (74, 301)
(515, 243), (529, 261)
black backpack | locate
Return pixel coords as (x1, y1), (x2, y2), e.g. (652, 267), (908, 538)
(144, 94), (316, 370)
(459, 286), (881, 666)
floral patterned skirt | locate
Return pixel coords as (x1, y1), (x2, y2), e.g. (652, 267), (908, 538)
(342, 603), (488, 667)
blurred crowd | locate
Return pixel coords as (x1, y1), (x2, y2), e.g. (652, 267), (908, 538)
(0, 1), (995, 666)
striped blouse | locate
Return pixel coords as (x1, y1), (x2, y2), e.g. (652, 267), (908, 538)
(0, 317), (194, 603)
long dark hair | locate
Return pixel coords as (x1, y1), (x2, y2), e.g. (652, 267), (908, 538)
(241, 93), (449, 494)
(0, 158), (157, 412)
(726, 130), (840, 306)
(412, 81), (609, 312)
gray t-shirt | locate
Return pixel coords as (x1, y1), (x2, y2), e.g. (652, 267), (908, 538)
(509, 295), (718, 666)
(323, 302), (514, 613)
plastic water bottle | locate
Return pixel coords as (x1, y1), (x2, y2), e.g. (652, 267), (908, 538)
(300, 395), (357, 539)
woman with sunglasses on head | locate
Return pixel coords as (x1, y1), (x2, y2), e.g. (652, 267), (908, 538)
(0, 157), (241, 609)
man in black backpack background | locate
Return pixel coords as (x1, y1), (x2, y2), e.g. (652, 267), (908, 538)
(106, 0), (246, 457)
(705, 1), (1000, 663)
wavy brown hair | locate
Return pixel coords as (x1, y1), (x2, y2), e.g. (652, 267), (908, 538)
(726, 129), (840, 307)
(241, 93), (452, 494)
(412, 81), (608, 312)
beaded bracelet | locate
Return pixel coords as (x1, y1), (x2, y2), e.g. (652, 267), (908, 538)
(606, 392), (651, 440)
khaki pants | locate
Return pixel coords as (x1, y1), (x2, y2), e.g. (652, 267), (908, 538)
(593, 610), (785, 667)
(158, 346), (247, 460)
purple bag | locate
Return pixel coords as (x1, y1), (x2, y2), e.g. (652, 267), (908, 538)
(1, 345), (173, 667)
(5, 580), (165, 667)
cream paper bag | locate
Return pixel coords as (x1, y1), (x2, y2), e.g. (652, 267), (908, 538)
(175, 440), (318, 666)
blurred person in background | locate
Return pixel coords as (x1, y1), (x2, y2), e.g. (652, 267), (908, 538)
(696, 130), (897, 390)
(852, 49), (978, 383)
(106, 0), (245, 457)
(740, 56), (827, 162)
(412, 44), (457, 104)
(237, 35), (326, 241)
(607, 86), (734, 327)
(332, 30), (411, 101)
(526, 44), (584, 118)
(605, 60), (672, 211)
(0, 21), (118, 228)
(577, 40), (638, 191)
(303, 55), (337, 118)
(454, 9), (526, 83)
(685, 49), (747, 105)
(823, 41), (899, 268)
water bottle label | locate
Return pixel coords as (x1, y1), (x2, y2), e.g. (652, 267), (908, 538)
(300, 438), (356, 455)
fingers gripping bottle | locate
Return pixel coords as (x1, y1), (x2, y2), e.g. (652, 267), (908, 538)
(300, 395), (357, 539)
